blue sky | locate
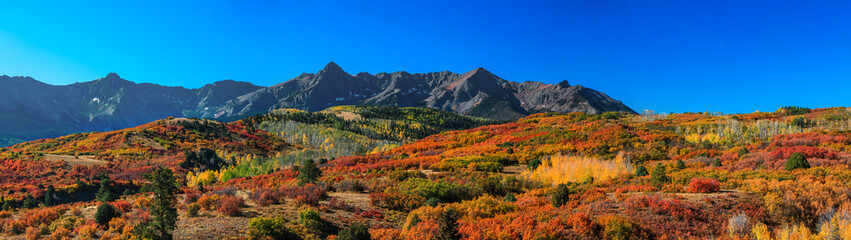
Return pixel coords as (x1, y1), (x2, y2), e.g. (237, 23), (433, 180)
(0, 0), (849, 114)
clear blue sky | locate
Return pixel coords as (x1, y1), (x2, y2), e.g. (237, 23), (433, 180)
(0, 0), (849, 114)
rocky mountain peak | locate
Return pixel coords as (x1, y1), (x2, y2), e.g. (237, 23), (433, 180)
(557, 80), (571, 88)
(94, 73), (132, 86)
(320, 61), (346, 74)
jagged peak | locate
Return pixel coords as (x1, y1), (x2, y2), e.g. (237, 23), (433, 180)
(557, 80), (571, 88)
(465, 67), (493, 76)
(94, 73), (133, 85)
(321, 61), (346, 73)
(105, 72), (120, 79)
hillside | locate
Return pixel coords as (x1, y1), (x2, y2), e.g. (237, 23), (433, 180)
(4, 106), (851, 239)
(0, 105), (491, 211)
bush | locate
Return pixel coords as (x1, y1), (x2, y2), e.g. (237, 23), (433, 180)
(25, 226), (39, 240)
(95, 203), (118, 226)
(551, 183), (570, 208)
(397, 178), (476, 204)
(635, 166), (649, 177)
(217, 196), (245, 216)
(785, 152), (810, 170)
(528, 158), (542, 170)
(675, 159), (686, 169)
(369, 192), (426, 212)
(478, 176), (506, 196)
(75, 223), (98, 239)
(298, 207), (324, 232)
(600, 215), (636, 240)
(688, 178), (721, 193)
(187, 203), (201, 217)
(334, 179), (365, 192)
(49, 226), (72, 239)
(504, 193), (516, 202)
(436, 208), (461, 240)
(712, 159), (722, 167)
(650, 163), (668, 185)
(336, 223), (371, 240)
(388, 170), (426, 182)
(248, 216), (297, 240)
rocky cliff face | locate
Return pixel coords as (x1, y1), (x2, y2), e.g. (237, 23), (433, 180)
(211, 62), (634, 121)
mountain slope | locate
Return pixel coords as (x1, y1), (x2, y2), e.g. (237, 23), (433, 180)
(0, 63), (631, 145)
(211, 62), (634, 121)
(0, 74), (262, 145)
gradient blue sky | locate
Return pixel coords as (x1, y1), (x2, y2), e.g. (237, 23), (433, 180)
(1, 1), (849, 114)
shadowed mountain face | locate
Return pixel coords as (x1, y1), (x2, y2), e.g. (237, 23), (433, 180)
(210, 62), (634, 121)
(0, 62), (632, 146)
(0, 74), (262, 146)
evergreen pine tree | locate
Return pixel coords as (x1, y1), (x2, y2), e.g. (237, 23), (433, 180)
(297, 159), (322, 186)
(44, 185), (55, 206)
(96, 175), (117, 202)
(141, 167), (180, 240)
(95, 202), (118, 226)
(22, 194), (36, 208)
(436, 208), (461, 240)
(676, 159), (686, 169)
(785, 152), (811, 170)
(635, 166), (649, 177)
(651, 163), (669, 185)
(551, 183), (570, 208)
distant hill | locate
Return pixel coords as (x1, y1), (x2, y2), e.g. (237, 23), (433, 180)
(0, 63), (633, 145)
(243, 105), (503, 164)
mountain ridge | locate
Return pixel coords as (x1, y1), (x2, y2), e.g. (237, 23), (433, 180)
(0, 63), (633, 145)
(210, 62), (634, 121)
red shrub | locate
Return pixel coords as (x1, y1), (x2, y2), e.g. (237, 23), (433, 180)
(111, 200), (133, 213)
(688, 178), (721, 193)
(217, 196), (245, 216)
(281, 184), (325, 206)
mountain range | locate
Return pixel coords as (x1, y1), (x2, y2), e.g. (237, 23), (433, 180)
(0, 62), (633, 146)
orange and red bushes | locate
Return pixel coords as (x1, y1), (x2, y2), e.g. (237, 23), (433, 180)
(217, 195), (245, 216)
(770, 132), (850, 148)
(370, 228), (404, 240)
(111, 200), (133, 213)
(619, 195), (723, 238)
(771, 145), (841, 161)
(250, 183), (326, 207)
(688, 178), (721, 193)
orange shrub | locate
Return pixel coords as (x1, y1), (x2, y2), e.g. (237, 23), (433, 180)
(25, 226), (39, 240)
(688, 178), (721, 193)
(370, 228), (403, 240)
(74, 222), (98, 238)
(49, 225), (72, 240)
(197, 194), (221, 210)
(111, 200), (133, 213)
